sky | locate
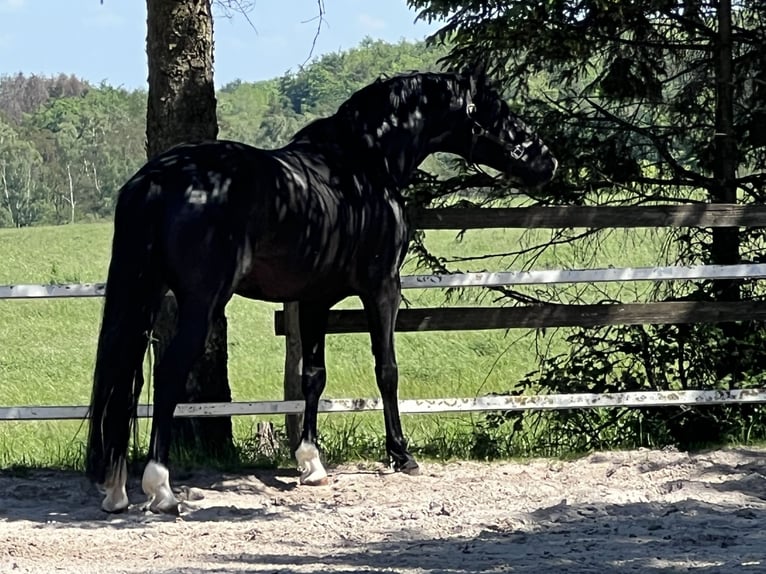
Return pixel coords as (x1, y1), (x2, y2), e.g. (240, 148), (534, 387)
(0, 0), (441, 90)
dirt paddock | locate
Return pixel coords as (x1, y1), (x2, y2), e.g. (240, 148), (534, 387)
(2, 447), (766, 573)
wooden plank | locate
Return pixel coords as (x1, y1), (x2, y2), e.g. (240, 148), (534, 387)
(282, 302), (304, 450)
(400, 264), (766, 289)
(3, 389), (765, 420)
(275, 301), (766, 335)
(411, 204), (766, 230)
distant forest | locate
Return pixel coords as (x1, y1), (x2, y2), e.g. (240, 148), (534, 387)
(0, 39), (447, 228)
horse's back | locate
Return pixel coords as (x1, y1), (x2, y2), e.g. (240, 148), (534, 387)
(119, 139), (409, 304)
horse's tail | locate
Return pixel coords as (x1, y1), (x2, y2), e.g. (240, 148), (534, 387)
(86, 175), (165, 484)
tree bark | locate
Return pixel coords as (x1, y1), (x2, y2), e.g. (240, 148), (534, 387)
(710, 0), (742, 385)
(710, 0), (740, 300)
(146, 0), (233, 456)
(146, 0), (218, 158)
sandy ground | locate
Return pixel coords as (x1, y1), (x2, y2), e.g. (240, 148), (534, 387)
(1, 447), (766, 573)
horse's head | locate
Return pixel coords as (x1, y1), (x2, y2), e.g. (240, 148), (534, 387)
(447, 65), (558, 188)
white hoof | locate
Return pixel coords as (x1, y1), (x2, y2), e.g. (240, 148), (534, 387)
(295, 440), (328, 486)
(101, 459), (129, 513)
(142, 460), (179, 514)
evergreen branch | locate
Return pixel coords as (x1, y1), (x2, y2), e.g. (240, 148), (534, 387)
(584, 97), (712, 187)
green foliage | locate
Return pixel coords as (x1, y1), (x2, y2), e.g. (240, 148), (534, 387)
(217, 79), (280, 144)
(408, 0), (766, 203)
(484, 321), (766, 456)
(0, 78), (148, 227)
(252, 38), (446, 147)
(0, 117), (45, 226)
(0, 73), (88, 124)
(402, 0), (766, 454)
(279, 37), (446, 117)
(0, 39), (445, 226)
(29, 85), (147, 222)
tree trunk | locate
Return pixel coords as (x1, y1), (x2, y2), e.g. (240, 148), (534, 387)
(146, 0), (233, 456)
(710, 0), (739, 299)
(146, 0), (218, 158)
(710, 0), (742, 384)
(1, 162), (16, 226)
(65, 163), (76, 224)
(151, 296), (233, 455)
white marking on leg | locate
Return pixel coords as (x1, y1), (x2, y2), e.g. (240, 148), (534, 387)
(100, 458), (129, 513)
(295, 440), (328, 485)
(142, 460), (179, 514)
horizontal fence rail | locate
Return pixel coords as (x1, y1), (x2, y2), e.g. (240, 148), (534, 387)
(402, 263), (766, 289)
(410, 204), (766, 229)
(3, 389), (766, 420)
(5, 264), (766, 300)
(0, 283), (106, 299)
(275, 301), (766, 335)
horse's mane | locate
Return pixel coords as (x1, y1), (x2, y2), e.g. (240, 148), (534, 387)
(290, 71), (466, 146)
(337, 71), (463, 118)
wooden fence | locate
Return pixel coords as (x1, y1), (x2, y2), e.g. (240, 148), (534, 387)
(3, 204), (766, 421)
(276, 204), (766, 335)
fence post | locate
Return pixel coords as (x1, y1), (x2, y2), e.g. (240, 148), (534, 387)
(282, 302), (303, 452)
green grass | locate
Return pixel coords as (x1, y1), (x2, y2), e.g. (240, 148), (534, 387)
(0, 222), (670, 468)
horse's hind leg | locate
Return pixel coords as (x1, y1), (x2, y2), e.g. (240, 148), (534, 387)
(295, 301), (331, 485)
(143, 292), (228, 514)
(90, 282), (165, 513)
(362, 278), (419, 474)
(100, 458), (128, 513)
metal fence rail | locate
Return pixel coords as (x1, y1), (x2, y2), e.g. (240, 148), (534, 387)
(3, 389), (765, 421)
(5, 263), (766, 299)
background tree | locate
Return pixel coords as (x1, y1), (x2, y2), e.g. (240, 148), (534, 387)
(407, 0), (766, 450)
(146, 0), (233, 456)
(0, 39), (445, 228)
(0, 118), (44, 227)
(0, 73), (87, 124)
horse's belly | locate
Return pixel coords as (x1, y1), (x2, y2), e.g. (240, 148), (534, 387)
(233, 260), (349, 302)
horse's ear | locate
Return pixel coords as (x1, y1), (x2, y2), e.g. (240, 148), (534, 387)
(463, 60), (487, 103)
(462, 61), (488, 93)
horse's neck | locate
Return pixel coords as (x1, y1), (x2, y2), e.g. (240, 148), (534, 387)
(286, 120), (428, 190)
(352, 82), (465, 187)
(376, 138), (429, 188)
(352, 114), (438, 188)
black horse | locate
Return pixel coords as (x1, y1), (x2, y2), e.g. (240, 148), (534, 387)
(86, 67), (557, 513)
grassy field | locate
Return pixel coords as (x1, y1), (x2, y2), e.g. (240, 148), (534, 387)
(0, 221), (669, 468)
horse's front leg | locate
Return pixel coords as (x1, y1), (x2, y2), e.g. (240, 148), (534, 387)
(295, 301), (331, 485)
(362, 279), (419, 474)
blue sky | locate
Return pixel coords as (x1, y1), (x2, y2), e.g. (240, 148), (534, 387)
(0, 0), (440, 90)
